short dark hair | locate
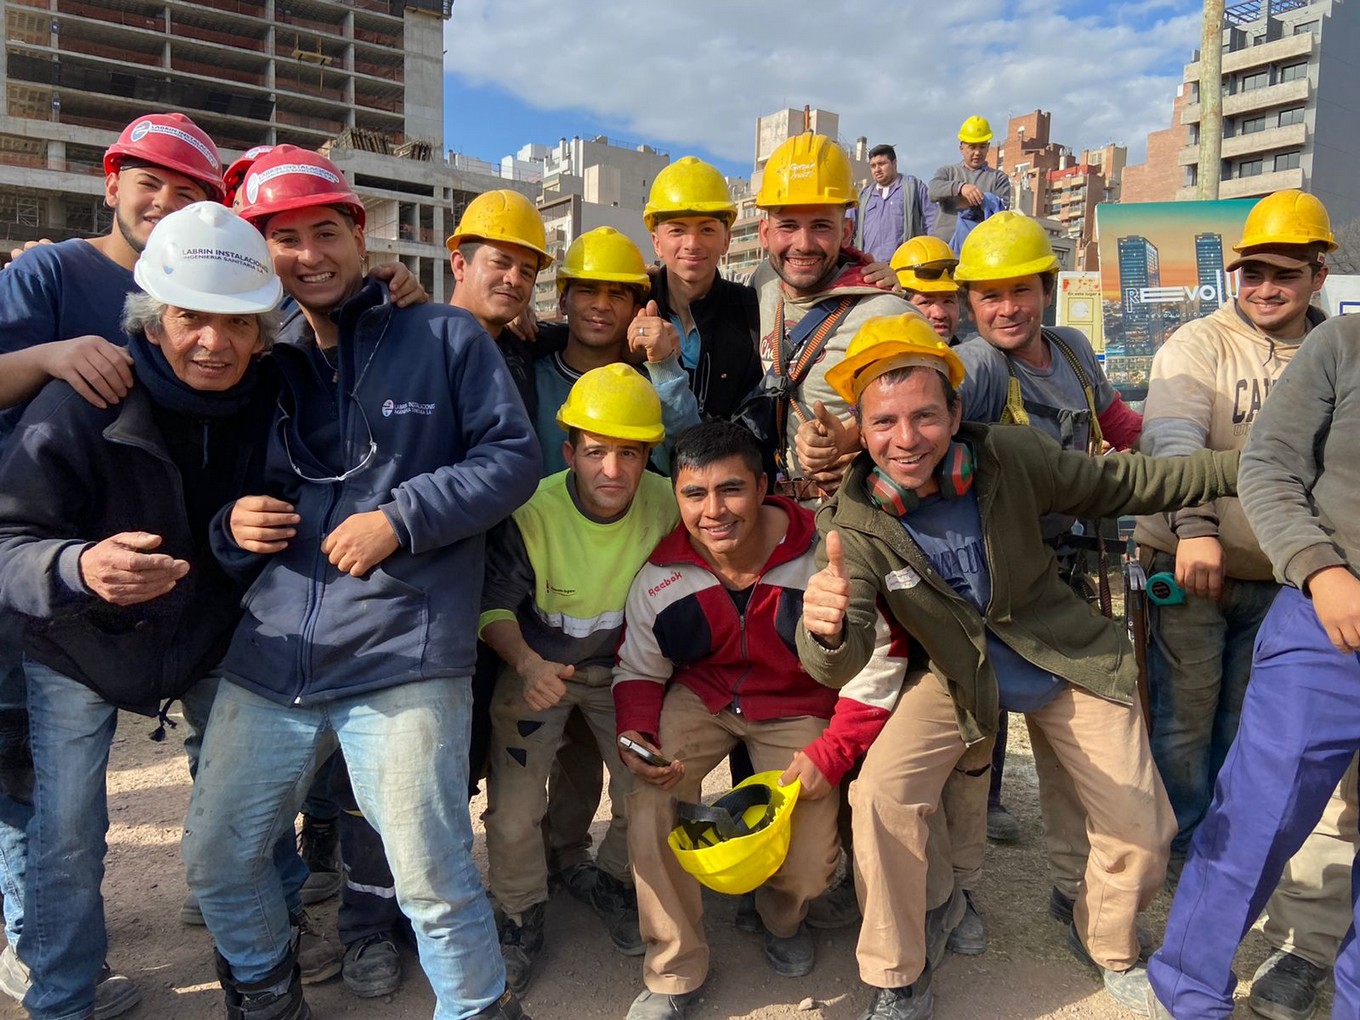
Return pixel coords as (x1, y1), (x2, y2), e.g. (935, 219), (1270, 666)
(868, 144), (897, 163)
(562, 278), (647, 307)
(853, 365), (959, 417)
(959, 270), (1057, 298)
(671, 421), (764, 484)
(453, 240), (483, 263)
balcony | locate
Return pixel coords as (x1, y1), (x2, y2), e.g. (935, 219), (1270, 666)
(1184, 31), (1313, 81)
(1178, 122), (1308, 165)
(1182, 77), (1310, 123)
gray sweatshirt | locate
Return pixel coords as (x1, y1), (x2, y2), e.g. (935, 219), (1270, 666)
(1238, 315), (1360, 589)
(927, 163), (1012, 244)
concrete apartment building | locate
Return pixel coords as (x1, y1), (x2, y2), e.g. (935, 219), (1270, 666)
(0, 0), (541, 301)
(991, 110), (1124, 270)
(524, 133), (669, 319)
(1124, 0), (1360, 227)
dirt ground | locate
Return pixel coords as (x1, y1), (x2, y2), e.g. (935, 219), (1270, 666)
(0, 713), (1328, 1020)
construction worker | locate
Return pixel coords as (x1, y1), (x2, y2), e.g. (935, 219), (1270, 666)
(928, 116), (1011, 254)
(480, 365), (680, 994)
(181, 145), (540, 1020)
(614, 421), (906, 1020)
(751, 131), (916, 498)
(891, 235), (963, 344)
(539, 226), (699, 475)
(1148, 312), (1360, 1020)
(852, 144), (934, 262)
(797, 313), (1237, 1019)
(0, 110), (225, 1018)
(643, 157), (762, 420)
(0, 202), (282, 1020)
(1136, 190), (1332, 880)
(952, 210), (1142, 867)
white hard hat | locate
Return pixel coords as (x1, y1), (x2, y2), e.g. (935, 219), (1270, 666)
(134, 201), (282, 314)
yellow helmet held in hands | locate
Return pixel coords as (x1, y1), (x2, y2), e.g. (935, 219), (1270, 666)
(668, 772), (800, 896)
(1233, 189), (1337, 254)
(557, 226), (651, 295)
(891, 235), (959, 294)
(958, 115), (994, 145)
(953, 211), (1059, 283)
(826, 313), (966, 404)
(556, 363), (665, 444)
(644, 157), (737, 231)
(445, 190), (553, 271)
(755, 133), (857, 210)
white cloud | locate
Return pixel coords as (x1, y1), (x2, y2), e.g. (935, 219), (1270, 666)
(443, 0), (1202, 172)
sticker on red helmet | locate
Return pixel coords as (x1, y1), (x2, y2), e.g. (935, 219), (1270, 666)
(129, 120), (219, 170)
(244, 162), (342, 205)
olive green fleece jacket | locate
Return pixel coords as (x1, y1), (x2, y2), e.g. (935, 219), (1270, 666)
(796, 422), (1239, 745)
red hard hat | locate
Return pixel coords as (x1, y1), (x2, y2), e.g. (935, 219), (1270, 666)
(237, 145), (366, 230)
(223, 145), (274, 208)
(103, 113), (224, 202)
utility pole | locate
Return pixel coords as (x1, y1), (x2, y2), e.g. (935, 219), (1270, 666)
(1198, 0), (1224, 200)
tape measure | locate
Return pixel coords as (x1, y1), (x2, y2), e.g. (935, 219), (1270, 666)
(1147, 571), (1186, 606)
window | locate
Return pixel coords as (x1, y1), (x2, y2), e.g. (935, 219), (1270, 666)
(1238, 115), (1267, 135)
(1275, 151), (1301, 171)
(1279, 62), (1308, 83)
(1188, 123), (1200, 145)
(1240, 69), (1270, 91)
(1237, 158), (1264, 178)
(1184, 165), (1198, 188)
(1279, 106), (1306, 127)
(1293, 20), (1319, 35)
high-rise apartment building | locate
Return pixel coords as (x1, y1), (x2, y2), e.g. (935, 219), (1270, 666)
(1125, 0), (1360, 225)
(0, 0), (527, 301)
(1117, 234), (1163, 354)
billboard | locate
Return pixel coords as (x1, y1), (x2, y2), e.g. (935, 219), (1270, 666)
(1096, 199), (1256, 397)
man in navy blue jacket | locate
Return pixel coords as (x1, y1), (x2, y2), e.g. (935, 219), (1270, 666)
(181, 146), (540, 1020)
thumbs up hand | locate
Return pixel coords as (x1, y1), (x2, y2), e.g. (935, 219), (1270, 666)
(795, 401), (860, 479)
(629, 300), (681, 364)
(803, 530), (851, 647)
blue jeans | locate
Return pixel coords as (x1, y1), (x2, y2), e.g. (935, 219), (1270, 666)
(183, 677), (504, 1018)
(0, 613), (30, 949)
(1146, 551), (1279, 854)
(1148, 587), (1360, 1018)
(19, 661), (122, 1020)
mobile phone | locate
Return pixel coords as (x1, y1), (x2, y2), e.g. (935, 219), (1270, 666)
(619, 735), (672, 768)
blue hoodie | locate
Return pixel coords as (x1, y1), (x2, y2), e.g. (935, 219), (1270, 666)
(211, 280), (541, 704)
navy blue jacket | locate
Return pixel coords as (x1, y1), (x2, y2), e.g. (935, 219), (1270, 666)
(212, 281), (541, 704)
(0, 377), (274, 713)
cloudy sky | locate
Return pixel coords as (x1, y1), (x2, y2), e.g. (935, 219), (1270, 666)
(442, 0), (1204, 179)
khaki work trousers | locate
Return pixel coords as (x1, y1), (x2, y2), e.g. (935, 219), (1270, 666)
(852, 670), (1174, 989)
(924, 738), (993, 908)
(1263, 756), (1360, 969)
(484, 663), (633, 921)
(627, 684), (840, 993)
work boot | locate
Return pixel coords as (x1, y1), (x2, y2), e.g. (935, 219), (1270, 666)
(291, 910), (342, 984)
(498, 901), (546, 996)
(180, 890), (206, 926)
(298, 814), (342, 905)
(946, 890), (987, 956)
(0, 946), (141, 1020)
(1145, 986), (1175, 1019)
(806, 871), (861, 929)
(986, 802), (1020, 842)
(1052, 889), (1153, 959)
(342, 932), (401, 998)
(471, 985), (534, 1019)
(923, 886), (966, 972)
(1067, 922), (1154, 1015)
(857, 974), (934, 1020)
(733, 892), (762, 933)
(550, 861), (599, 902)
(763, 922), (814, 977)
(217, 949), (311, 1020)
(625, 987), (702, 1020)
(1249, 949), (1328, 1020)
(590, 870), (644, 956)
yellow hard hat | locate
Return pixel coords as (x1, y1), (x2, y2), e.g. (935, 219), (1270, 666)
(644, 156), (737, 232)
(445, 190), (553, 272)
(755, 133), (857, 210)
(958, 116), (994, 145)
(557, 226), (651, 295)
(891, 235), (959, 294)
(1233, 189), (1337, 255)
(825, 313), (966, 404)
(556, 363), (665, 444)
(953, 211), (1059, 283)
(668, 772), (800, 896)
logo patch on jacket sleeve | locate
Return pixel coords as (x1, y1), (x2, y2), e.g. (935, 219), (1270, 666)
(885, 566), (922, 591)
